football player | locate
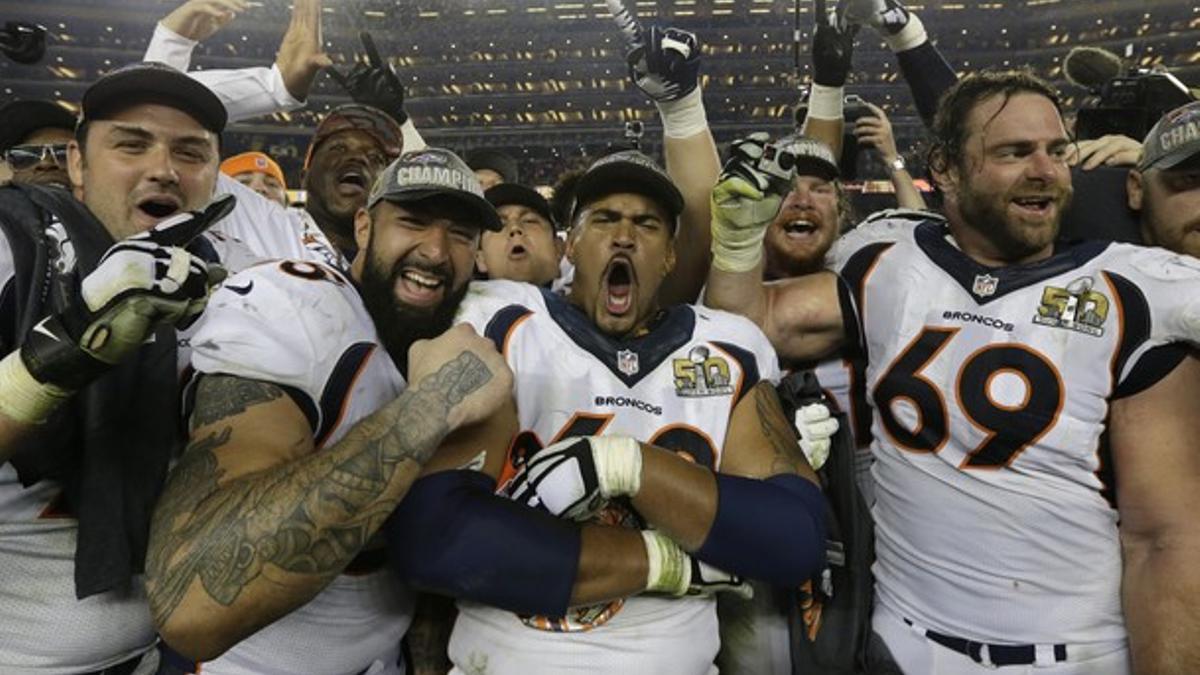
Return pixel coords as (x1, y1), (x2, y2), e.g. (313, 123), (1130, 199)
(705, 70), (1200, 673)
(385, 150), (828, 674)
(145, 148), (512, 674)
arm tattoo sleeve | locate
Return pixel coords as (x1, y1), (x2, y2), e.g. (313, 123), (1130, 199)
(146, 351), (493, 630)
(753, 382), (809, 477)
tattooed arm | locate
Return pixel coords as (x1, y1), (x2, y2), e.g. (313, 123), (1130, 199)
(146, 324), (511, 661)
(628, 381), (821, 550)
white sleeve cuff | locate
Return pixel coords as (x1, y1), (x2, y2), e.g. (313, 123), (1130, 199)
(144, 22), (198, 71)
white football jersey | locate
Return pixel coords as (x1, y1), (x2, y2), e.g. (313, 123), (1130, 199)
(187, 260), (413, 675)
(830, 215), (1200, 646)
(0, 221), (263, 673)
(448, 280), (782, 675)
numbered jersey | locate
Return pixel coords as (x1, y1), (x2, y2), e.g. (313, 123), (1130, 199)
(831, 216), (1200, 646)
(450, 280), (782, 675)
(186, 260), (413, 675)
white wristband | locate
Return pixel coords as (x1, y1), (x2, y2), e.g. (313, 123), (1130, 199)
(806, 84), (844, 121)
(401, 119), (427, 153)
(884, 12), (928, 53)
(655, 88), (709, 140)
(0, 352), (71, 425)
(591, 436), (643, 497)
(641, 530), (691, 596)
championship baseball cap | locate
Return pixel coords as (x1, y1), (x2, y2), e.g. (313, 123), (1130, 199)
(571, 150), (685, 226)
(304, 104), (404, 169)
(465, 148), (520, 184)
(485, 183), (555, 227)
(1139, 101), (1200, 172)
(367, 147), (502, 231)
(81, 61), (226, 134)
(0, 100), (77, 153)
(220, 151), (287, 188)
(777, 136), (841, 181)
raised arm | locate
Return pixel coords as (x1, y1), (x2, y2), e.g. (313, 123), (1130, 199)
(855, 101), (927, 210)
(146, 324), (510, 661)
(612, 6), (719, 305)
(800, 0), (858, 158)
(146, 0), (329, 122)
(1110, 352), (1200, 673)
(702, 138), (847, 362)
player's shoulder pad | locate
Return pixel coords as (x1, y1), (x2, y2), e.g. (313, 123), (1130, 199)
(456, 279), (546, 333)
(691, 303), (782, 379)
(859, 207), (945, 226)
(191, 259), (369, 388)
(829, 209), (939, 267)
(1105, 243), (1200, 344)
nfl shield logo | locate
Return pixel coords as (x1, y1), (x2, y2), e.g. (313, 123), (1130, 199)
(972, 274), (999, 297)
(617, 349), (639, 376)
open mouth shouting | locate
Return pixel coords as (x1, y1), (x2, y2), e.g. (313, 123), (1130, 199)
(602, 256), (637, 317)
(336, 164), (370, 198)
(394, 265), (451, 307)
(134, 193), (182, 228)
(781, 218), (821, 241)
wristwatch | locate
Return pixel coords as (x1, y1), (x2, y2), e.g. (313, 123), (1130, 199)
(888, 156), (907, 173)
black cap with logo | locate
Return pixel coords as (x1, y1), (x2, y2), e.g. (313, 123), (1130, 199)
(571, 150), (685, 227)
(81, 61), (227, 134)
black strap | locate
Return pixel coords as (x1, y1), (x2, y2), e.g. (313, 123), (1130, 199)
(905, 618), (1068, 667)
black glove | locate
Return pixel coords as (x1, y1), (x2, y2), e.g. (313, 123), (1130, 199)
(627, 25), (702, 102)
(329, 31), (408, 125)
(21, 196), (234, 390)
(812, 0), (858, 87)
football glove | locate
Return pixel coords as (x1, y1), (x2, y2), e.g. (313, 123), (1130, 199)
(813, 0), (859, 87)
(710, 133), (784, 273)
(642, 529), (753, 599)
(626, 25), (702, 103)
(20, 196), (233, 391)
(329, 31), (409, 125)
(795, 403), (841, 471)
(507, 435), (643, 521)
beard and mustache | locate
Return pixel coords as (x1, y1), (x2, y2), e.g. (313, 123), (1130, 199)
(358, 234), (470, 377)
(956, 178), (1074, 262)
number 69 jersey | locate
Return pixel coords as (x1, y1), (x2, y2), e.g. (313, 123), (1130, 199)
(450, 280), (782, 675)
(830, 216), (1200, 647)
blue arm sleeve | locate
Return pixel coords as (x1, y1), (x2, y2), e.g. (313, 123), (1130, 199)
(694, 473), (828, 587)
(386, 470), (581, 617)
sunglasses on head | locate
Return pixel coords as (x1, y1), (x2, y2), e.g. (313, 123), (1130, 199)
(3, 143), (69, 171)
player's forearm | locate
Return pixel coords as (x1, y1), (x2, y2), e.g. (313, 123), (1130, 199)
(629, 444), (718, 550)
(146, 363), (477, 660)
(704, 264), (770, 328)
(659, 126), (719, 305)
(801, 112), (844, 160)
(0, 351), (73, 463)
(890, 169), (928, 211)
(571, 525), (653, 606)
(1122, 535), (1200, 673)
(408, 593), (456, 675)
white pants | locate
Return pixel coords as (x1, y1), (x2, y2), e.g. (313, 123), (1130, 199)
(872, 603), (1131, 675)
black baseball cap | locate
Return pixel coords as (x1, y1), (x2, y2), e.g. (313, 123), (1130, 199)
(81, 61), (227, 134)
(571, 150), (685, 226)
(0, 100), (77, 153)
(485, 183), (556, 227)
(368, 147), (502, 231)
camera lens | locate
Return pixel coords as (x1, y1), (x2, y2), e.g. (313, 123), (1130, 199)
(777, 150), (796, 172)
